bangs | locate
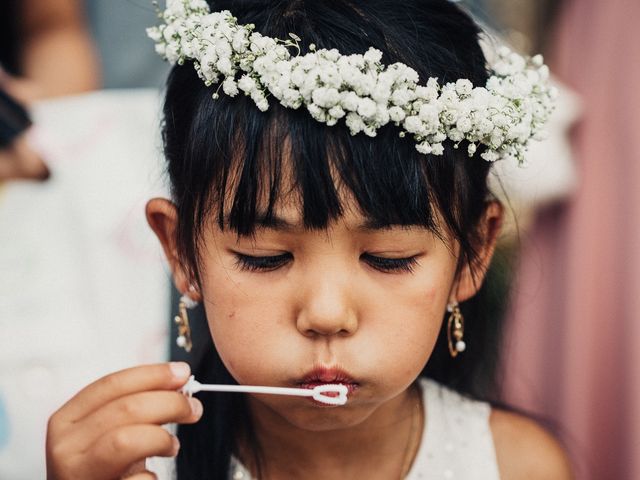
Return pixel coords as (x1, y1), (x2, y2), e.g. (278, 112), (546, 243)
(197, 94), (444, 237)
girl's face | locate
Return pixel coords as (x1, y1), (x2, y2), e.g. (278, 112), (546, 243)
(148, 193), (500, 432)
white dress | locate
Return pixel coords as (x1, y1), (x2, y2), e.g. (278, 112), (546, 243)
(149, 378), (501, 479)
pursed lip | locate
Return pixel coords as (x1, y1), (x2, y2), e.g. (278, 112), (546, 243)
(295, 366), (360, 396)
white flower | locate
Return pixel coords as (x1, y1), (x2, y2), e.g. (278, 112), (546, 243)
(308, 103), (327, 122)
(318, 65), (342, 89)
(255, 98), (269, 111)
(455, 79), (473, 96)
(416, 142), (432, 155)
(163, 25), (177, 42)
(391, 88), (414, 107)
(415, 85), (438, 101)
(328, 105), (346, 120)
(357, 98), (377, 119)
(147, 27), (162, 42)
(232, 29), (249, 53)
(364, 48), (383, 65)
(340, 91), (360, 112)
(250, 34), (272, 53)
(372, 84), (391, 105)
(481, 150), (500, 162)
(216, 57), (233, 75)
(418, 104), (439, 125)
(148, 3), (556, 165)
(431, 132), (447, 143)
(312, 87), (340, 108)
(345, 112), (366, 135)
(238, 75), (257, 94)
(397, 66), (419, 84)
(363, 125), (377, 137)
(389, 106), (406, 123)
(374, 105), (389, 126)
(154, 43), (167, 57)
(431, 143), (445, 155)
(290, 66), (307, 87)
(281, 88), (302, 108)
(323, 48), (341, 62)
(477, 119), (494, 136)
(508, 122), (531, 142)
(222, 77), (239, 96)
(404, 116), (424, 135)
(165, 44), (180, 64)
(456, 116), (472, 133)
(448, 128), (464, 142)
(354, 74), (376, 97)
(214, 39), (232, 59)
(492, 113), (509, 128)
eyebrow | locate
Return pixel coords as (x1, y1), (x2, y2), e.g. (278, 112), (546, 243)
(224, 213), (419, 232)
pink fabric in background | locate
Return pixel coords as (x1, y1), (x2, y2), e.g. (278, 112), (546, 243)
(501, 0), (640, 479)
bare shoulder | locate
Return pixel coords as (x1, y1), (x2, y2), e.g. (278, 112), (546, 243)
(490, 408), (573, 480)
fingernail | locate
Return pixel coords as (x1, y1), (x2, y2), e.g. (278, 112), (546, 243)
(189, 397), (203, 417)
(171, 435), (181, 456)
(169, 362), (190, 379)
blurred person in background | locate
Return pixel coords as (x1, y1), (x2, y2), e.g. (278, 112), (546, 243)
(0, 2), (171, 479)
(0, 0), (100, 100)
(0, 0), (99, 183)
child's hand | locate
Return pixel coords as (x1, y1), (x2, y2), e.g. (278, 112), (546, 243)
(45, 362), (202, 480)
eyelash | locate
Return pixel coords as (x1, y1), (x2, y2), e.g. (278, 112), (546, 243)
(233, 253), (419, 273)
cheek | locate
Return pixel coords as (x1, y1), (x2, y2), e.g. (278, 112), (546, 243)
(364, 285), (444, 375)
(200, 273), (293, 382)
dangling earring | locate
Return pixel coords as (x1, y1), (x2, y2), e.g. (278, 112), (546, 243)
(447, 301), (466, 358)
(175, 287), (198, 352)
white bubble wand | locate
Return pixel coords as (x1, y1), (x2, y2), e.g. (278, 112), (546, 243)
(180, 375), (349, 406)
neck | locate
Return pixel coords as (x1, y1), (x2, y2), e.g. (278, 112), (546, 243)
(238, 383), (423, 480)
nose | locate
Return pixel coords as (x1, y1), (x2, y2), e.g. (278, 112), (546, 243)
(296, 268), (358, 337)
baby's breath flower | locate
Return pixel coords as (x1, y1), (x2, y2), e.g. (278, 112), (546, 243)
(222, 77), (239, 96)
(148, 0), (556, 164)
(356, 98), (377, 120)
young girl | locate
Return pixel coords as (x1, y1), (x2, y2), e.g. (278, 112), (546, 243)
(46, 0), (572, 478)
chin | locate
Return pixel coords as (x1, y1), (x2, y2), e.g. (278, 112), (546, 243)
(269, 397), (379, 432)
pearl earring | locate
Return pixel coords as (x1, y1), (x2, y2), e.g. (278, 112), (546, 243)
(446, 301), (466, 357)
(175, 287), (198, 352)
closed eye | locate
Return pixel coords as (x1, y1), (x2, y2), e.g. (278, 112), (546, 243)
(233, 253), (292, 272)
(360, 253), (420, 273)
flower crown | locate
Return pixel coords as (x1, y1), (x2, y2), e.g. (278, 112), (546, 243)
(148, 0), (557, 164)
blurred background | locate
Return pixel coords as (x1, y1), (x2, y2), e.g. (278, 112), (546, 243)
(0, 0), (638, 479)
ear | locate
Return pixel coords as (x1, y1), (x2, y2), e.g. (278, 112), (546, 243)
(146, 198), (202, 301)
(451, 201), (504, 303)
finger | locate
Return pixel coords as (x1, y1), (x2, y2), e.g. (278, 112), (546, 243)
(124, 472), (158, 480)
(66, 391), (201, 448)
(83, 424), (178, 480)
(122, 459), (147, 477)
(54, 363), (191, 424)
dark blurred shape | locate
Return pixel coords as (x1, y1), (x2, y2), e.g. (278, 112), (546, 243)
(0, 1), (21, 75)
(0, 89), (31, 148)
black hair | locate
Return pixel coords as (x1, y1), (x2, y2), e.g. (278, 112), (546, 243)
(161, 1), (500, 478)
